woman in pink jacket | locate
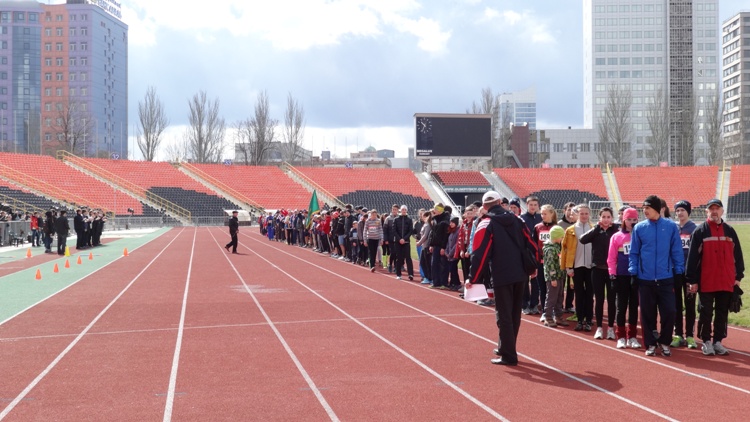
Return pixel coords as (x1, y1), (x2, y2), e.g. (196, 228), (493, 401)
(607, 207), (641, 349)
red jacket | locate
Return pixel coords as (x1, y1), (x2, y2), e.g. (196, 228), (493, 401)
(319, 215), (331, 235)
(533, 221), (556, 263)
(30, 215), (39, 230)
(455, 218), (473, 259)
(686, 219), (745, 293)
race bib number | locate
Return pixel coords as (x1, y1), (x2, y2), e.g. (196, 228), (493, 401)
(680, 235), (691, 249)
(622, 242), (631, 255)
(539, 232), (551, 242)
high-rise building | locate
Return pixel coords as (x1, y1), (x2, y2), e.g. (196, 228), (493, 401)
(583, 0), (719, 167)
(0, 0), (127, 157)
(721, 11), (750, 164)
(499, 87), (536, 130)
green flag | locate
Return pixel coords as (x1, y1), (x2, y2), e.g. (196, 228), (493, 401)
(305, 190), (320, 228)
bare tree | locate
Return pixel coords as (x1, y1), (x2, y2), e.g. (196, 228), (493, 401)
(51, 99), (94, 155)
(186, 90), (226, 163)
(163, 134), (190, 163)
(136, 86), (169, 161)
(280, 92), (306, 163)
(672, 92), (699, 166)
(233, 118), (253, 165)
(645, 87), (670, 165)
(240, 90), (278, 166)
(596, 85), (633, 167)
(467, 87), (505, 167)
(704, 93), (723, 165)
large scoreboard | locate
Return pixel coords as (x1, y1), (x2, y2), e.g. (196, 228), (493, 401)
(414, 113), (492, 158)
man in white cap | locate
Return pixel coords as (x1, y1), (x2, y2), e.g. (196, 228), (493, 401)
(466, 190), (537, 366)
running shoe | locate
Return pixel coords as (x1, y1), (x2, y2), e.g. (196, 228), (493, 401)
(686, 337), (698, 349)
(628, 338), (642, 349)
(420, 279), (432, 285)
(702, 340), (715, 356)
(713, 342), (729, 356)
(670, 335), (687, 348)
(616, 338), (627, 349)
(395, 276), (402, 280)
(544, 319), (557, 328)
(555, 318), (570, 327)
(607, 327), (616, 340)
(645, 345), (657, 356)
(583, 323), (592, 332)
(522, 308), (532, 315)
(660, 344), (671, 357)
(574, 322), (584, 331)
(594, 327), (604, 339)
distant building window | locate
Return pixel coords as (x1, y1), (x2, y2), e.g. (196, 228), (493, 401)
(56, 73), (62, 81)
(29, 13), (37, 22)
(56, 88), (62, 96)
(23, 103), (29, 110)
(81, 57), (87, 66)
(69, 73), (76, 81)
(0, 72), (5, 80)
(69, 57), (76, 66)
(44, 73), (51, 81)
(0, 12), (9, 23)
(15, 12), (25, 22)
(70, 28), (76, 37)
(1, 41), (6, 49)
(69, 42), (76, 51)
(81, 27), (87, 36)
(1, 57), (6, 65)
(45, 58), (51, 66)
(56, 15), (62, 22)
(81, 72), (87, 81)
(81, 42), (87, 51)
(45, 88), (50, 96)
(81, 14), (87, 21)
(56, 58), (62, 66)
(56, 27), (62, 36)
(45, 43), (51, 51)
(56, 43), (62, 51)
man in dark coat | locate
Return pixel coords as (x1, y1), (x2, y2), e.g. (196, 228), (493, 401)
(392, 205), (414, 280)
(225, 210), (239, 254)
(54, 210), (70, 255)
(466, 191), (537, 366)
(74, 209), (85, 249)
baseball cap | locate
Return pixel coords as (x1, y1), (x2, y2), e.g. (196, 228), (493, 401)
(706, 199), (723, 208)
(482, 190), (501, 204)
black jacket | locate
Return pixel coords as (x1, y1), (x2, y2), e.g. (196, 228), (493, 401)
(228, 216), (239, 234)
(44, 212), (55, 235)
(74, 214), (84, 232)
(413, 220), (423, 242)
(392, 215), (414, 243)
(579, 223), (620, 269)
(54, 215), (70, 236)
(468, 205), (537, 286)
(335, 215), (346, 236)
(429, 211), (451, 249)
(383, 214), (396, 243)
(520, 212), (542, 236)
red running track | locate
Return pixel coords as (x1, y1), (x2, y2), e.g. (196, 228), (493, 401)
(0, 227), (748, 420)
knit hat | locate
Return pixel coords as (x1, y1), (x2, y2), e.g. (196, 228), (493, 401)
(643, 195), (662, 213)
(549, 225), (565, 242)
(509, 198), (521, 208)
(674, 200), (691, 216)
(450, 216), (460, 226)
(623, 208), (638, 220)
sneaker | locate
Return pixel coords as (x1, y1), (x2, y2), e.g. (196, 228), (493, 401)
(594, 327), (604, 339)
(628, 338), (642, 349)
(616, 338), (627, 349)
(645, 345), (657, 356)
(670, 336), (681, 348)
(702, 340), (715, 356)
(555, 318), (570, 327)
(408, 276), (414, 281)
(531, 308), (541, 315)
(479, 299), (495, 306)
(522, 308), (532, 315)
(686, 337), (698, 349)
(396, 276), (402, 280)
(564, 307), (576, 314)
(607, 327), (616, 340)
(420, 279), (431, 285)
(539, 315), (547, 324)
(370, 267), (376, 273)
(574, 322), (584, 331)
(713, 342), (729, 356)
(544, 320), (557, 328)
(583, 323), (591, 332)
(660, 344), (671, 357)
(338, 256), (346, 260)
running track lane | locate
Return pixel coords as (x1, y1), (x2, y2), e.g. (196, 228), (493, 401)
(0, 228), (188, 421)
(166, 228), (337, 421)
(242, 231), (750, 420)
(0, 229), (179, 408)
(224, 228), (510, 421)
(238, 231), (669, 420)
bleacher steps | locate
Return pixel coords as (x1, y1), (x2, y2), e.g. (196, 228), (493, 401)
(602, 169), (623, 209)
(0, 176), (75, 211)
(280, 164), (344, 208)
(419, 172), (458, 214)
(483, 171), (527, 212)
(177, 166), (263, 213)
(718, 167), (730, 209)
(61, 160), (192, 225)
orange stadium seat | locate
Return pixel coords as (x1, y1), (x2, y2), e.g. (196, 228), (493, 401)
(432, 171), (490, 186)
(614, 166), (718, 209)
(0, 152), (147, 216)
(188, 164), (311, 210)
(728, 165), (750, 217)
(494, 168), (609, 209)
(296, 167), (434, 215)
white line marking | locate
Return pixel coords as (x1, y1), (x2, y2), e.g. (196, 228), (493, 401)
(0, 228), (186, 420)
(241, 231), (682, 421)
(234, 233), (508, 420)
(162, 228), (198, 422)
(0, 228), (172, 328)
(206, 229), (341, 422)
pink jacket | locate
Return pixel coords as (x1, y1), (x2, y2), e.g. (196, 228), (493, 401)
(607, 231), (632, 276)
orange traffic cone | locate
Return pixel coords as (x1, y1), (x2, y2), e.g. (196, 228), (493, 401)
(77, 256), (82, 265)
(53, 263), (59, 273)
(64, 259), (70, 269)
(26, 248), (32, 258)
(123, 247), (128, 257)
(88, 252), (93, 260)
(35, 269), (42, 280)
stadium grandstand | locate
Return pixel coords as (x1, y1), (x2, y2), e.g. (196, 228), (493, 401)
(614, 166), (718, 210)
(494, 167), (609, 210)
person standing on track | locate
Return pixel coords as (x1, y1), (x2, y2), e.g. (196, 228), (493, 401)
(54, 209), (70, 255)
(225, 210), (239, 254)
(466, 191), (537, 366)
(671, 200), (698, 349)
(685, 199), (745, 356)
(558, 202), (578, 313)
(364, 210), (383, 272)
(607, 207), (641, 349)
(629, 195), (683, 357)
(531, 203), (556, 319)
(561, 204), (594, 332)
(392, 205), (414, 281)
(542, 225), (566, 327)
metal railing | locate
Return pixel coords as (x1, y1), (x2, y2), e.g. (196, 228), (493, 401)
(0, 161), (113, 216)
(57, 150), (192, 221)
(179, 162), (265, 212)
(281, 162), (344, 208)
(0, 193), (45, 214)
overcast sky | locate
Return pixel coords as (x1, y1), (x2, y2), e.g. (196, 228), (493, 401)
(113, 0), (747, 160)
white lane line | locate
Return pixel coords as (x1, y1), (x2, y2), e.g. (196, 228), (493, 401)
(0, 228), (174, 328)
(0, 228), (186, 421)
(162, 227), (198, 422)
(232, 232), (507, 421)
(206, 229), (340, 422)
(242, 232), (681, 421)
